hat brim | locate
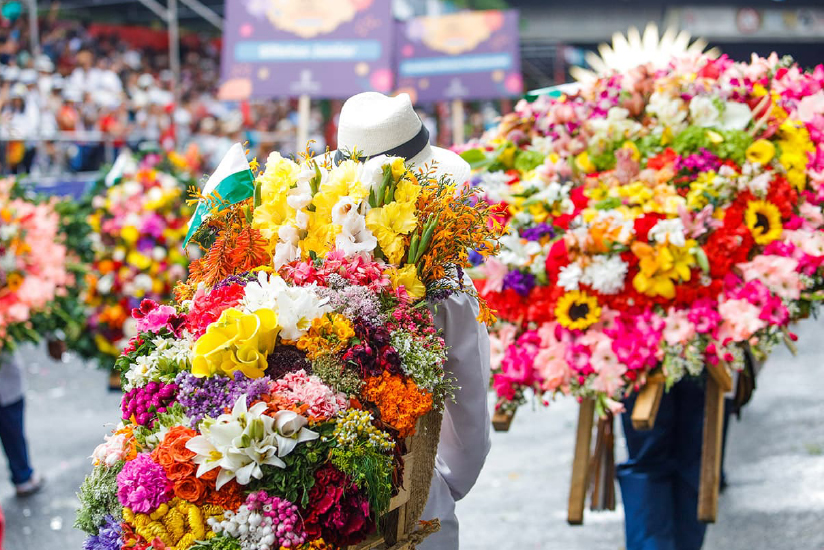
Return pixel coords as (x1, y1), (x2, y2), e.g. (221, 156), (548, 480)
(412, 145), (471, 186)
(327, 145), (471, 185)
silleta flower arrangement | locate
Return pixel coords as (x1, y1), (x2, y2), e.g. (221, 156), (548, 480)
(0, 177), (72, 352)
(80, 152), (195, 366)
(77, 146), (500, 550)
(460, 53), (824, 416)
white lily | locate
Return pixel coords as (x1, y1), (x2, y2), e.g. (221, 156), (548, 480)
(273, 410), (319, 458)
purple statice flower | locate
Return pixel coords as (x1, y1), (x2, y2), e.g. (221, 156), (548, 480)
(83, 515), (122, 550)
(675, 148), (721, 173)
(502, 270), (536, 297)
(175, 371), (272, 427)
(316, 285), (383, 322)
(520, 223), (554, 242)
(266, 345), (312, 380)
(212, 271), (259, 290)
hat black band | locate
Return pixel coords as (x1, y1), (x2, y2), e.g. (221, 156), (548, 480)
(334, 122), (430, 165)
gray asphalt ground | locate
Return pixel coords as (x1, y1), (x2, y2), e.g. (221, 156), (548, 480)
(2, 318), (823, 549)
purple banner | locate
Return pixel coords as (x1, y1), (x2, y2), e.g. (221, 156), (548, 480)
(395, 9), (522, 103)
(219, 0), (394, 100)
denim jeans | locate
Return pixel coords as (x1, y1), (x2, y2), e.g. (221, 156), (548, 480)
(0, 398), (33, 485)
(618, 378), (708, 550)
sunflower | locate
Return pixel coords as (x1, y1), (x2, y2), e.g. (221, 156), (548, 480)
(745, 200), (783, 245)
(555, 290), (601, 331)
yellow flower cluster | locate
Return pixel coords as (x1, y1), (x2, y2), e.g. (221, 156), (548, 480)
(192, 307), (279, 378)
(632, 240), (697, 299)
(333, 409), (395, 452)
(122, 498), (224, 550)
(294, 313), (355, 360)
(776, 122), (815, 191)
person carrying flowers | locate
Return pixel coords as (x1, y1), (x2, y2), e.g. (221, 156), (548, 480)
(464, 42), (824, 550)
(333, 92), (494, 549)
(77, 93), (502, 550)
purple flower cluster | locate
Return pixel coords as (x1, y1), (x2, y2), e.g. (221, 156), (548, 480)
(520, 223), (554, 242)
(116, 454), (172, 513)
(83, 515), (122, 550)
(175, 371), (272, 426)
(266, 344), (312, 380)
(212, 271), (259, 290)
(343, 318), (402, 377)
(675, 148), (722, 174)
(121, 382), (177, 426)
(502, 270), (536, 297)
(316, 285), (382, 322)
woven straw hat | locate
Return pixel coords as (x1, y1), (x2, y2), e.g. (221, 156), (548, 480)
(335, 92), (470, 184)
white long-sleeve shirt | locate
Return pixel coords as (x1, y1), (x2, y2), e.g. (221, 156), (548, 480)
(420, 281), (492, 549)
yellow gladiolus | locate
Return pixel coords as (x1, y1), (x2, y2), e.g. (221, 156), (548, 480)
(366, 201), (418, 265)
(387, 265), (426, 299)
(191, 307), (279, 379)
(394, 177), (422, 204)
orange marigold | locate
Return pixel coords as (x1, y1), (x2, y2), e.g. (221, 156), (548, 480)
(363, 372), (433, 437)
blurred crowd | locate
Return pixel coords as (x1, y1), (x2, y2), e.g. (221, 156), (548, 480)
(0, 4), (500, 177)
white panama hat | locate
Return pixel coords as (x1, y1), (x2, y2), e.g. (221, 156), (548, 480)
(334, 92), (470, 184)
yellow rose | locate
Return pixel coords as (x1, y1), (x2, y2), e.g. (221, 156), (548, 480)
(745, 139), (776, 165)
(191, 308), (279, 379)
(786, 167), (807, 191)
(387, 265), (426, 300)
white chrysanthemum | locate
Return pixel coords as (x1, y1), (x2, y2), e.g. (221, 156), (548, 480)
(558, 262), (583, 291)
(582, 255), (629, 295)
(648, 218), (686, 247)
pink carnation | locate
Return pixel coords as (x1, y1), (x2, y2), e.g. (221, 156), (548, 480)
(116, 454), (172, 513)
(271, 370), (347, 419)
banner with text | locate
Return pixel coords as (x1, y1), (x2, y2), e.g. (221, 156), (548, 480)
(395, 9), (522, 103)
(220, 0), (394, 100)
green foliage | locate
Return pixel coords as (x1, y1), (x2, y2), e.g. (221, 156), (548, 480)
(513, 149), (545, 172)
(330, 445), (394, 515)
(190, 535), (242, 550)
(75, 462), (124, 535)
(246, 423), (336, 507)
(312, 355), (364, 396)
(672, 127), (753, 166)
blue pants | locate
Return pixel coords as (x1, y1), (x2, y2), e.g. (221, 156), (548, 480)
(618, 378), (707, 550)
(0, 398), (33, 485)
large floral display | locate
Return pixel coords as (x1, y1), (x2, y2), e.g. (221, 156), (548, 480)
(0, 178), (73, 352)
(77, 149), (499, 549)
(460, 53), (824, 416)
(78, 152), (196, 368)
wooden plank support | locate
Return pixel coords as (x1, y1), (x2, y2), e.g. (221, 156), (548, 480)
(631, 375), (665, 431)
(697, 368), (727, 523)
(567, 398), (596, 525)
(491, 408), (516, 432)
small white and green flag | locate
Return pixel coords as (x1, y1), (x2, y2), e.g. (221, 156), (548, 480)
(184, 142), (255, 246)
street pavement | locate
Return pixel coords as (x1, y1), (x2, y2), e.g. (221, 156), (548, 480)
(2, 318), (824, 550)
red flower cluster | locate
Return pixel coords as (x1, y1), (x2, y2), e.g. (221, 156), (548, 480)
(185, 283), (245, 338)
(301, 464), (375, 547)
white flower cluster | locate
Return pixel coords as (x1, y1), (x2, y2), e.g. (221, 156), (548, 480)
(648, 218), (687, 247)
(242, 271), (330, 340)
(208, 508), (280, 550)
(391, 331), (447, 392)
(557, 255), (629, 295)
